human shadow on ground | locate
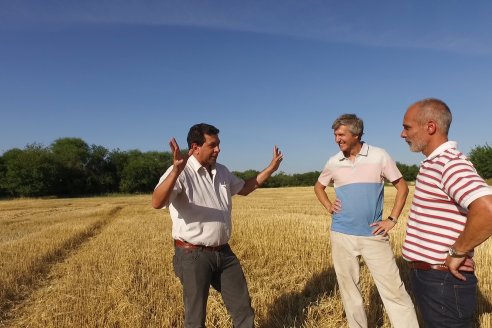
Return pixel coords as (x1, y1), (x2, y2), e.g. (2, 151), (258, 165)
(475, 289), (492, 327)
(258, 262), (390, 328)
(367, 283), (386, 327)
(258, 267), (338, 328)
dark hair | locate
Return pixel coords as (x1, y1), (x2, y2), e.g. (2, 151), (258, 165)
(331, 114), (364, 138)
(187, 123), (220, 148)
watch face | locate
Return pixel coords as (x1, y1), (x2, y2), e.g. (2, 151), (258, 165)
(448, 247), (466, 258)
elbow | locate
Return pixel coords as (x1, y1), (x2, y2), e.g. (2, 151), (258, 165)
(237, 187), (254, 196)
(469, 195), (492, 216)
(151, 196), (166, 209)
(238, 179), (258, 196)
(396, 179), (409, 195)
(314, 181), (324, 193)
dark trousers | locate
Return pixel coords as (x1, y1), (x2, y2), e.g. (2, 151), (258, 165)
(173, 244), (255, 328)
(409, 268), (477, 328)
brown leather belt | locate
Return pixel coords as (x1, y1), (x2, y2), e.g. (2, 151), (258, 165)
(407, 261), (449, 272)
(174, 239), (227, 252)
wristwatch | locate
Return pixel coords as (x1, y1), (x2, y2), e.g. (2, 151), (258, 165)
(448, 246), (467, 258)
(387, 216), (398, 224)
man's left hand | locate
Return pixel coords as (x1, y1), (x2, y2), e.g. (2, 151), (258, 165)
(268, 145), (283, 171)
(370, 219), (396, 236)
(445, 256), (474, 281)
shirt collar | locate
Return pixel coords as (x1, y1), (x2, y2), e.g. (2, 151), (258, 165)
(188, 155), (204, 172)
(424, 141), (458, 162)
(338, 142), (368, 161)
(188, 155), (216, 174)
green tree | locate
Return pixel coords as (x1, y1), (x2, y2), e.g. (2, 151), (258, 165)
(50, 138), (90, 195)
(0, 155), (8, 197)
(0, 145), (58, 197)
(396, 162), (419, 182)
(291, 171), (320, 186)
(232, 170), (321, 188)
(119, 151), (171, 193)
(263, 171), (290, 188)
(107, 149), (131, 191)
(469, 144), (492, 179)
(232, 169), (259, 181)
(86, 145), (118, 194)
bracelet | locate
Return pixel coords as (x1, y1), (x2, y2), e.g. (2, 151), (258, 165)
(387, 216), (398, 224)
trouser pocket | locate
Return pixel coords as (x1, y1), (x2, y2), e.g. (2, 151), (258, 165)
(172, 250), (183, 283)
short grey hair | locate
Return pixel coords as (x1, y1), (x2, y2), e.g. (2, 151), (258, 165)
(332, 114), (364, 138)
(412, 98), (452, 135)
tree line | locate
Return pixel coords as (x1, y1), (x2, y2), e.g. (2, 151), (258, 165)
(1, 138), (491, 198)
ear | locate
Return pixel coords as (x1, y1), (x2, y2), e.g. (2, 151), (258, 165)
(427, 121), (437, 135)
(190, 143), (200, 154)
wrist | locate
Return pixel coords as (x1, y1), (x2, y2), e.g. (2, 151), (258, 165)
(387, 216), (398, 224)
(448, 245), (468, 258)
(170, 167), (182, 178)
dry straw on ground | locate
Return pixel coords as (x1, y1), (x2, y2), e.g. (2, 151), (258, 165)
(0, 187), (491, 327)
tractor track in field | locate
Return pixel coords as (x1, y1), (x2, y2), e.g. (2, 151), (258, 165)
(0, 206), (123, 326)
(0, 207), (83, 225)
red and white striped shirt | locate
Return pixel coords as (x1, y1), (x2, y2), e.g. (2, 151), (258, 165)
(402, 141), (492, 264)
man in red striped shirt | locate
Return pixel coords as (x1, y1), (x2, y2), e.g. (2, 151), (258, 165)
(401, 98), (492, 327)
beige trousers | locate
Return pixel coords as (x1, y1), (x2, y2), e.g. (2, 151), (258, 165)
(330, 230), (419, 328)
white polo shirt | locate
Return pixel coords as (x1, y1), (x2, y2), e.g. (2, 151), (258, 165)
(156, 155), (245, 246)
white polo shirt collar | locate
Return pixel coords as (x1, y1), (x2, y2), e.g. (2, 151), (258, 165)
(337, 142), (369, 161)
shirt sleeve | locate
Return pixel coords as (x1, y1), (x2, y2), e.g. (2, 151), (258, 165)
(229, 171), (245, 196)
(318, 160), (333, 186)
(154, 165), (182, 208)
(442, 158), (492, 208)
(381, 149), (403, 183)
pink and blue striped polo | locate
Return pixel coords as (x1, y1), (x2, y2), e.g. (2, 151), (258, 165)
(318, 142), (403, 236)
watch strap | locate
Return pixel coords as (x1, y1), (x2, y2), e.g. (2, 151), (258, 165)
(387, 216), (398, 224)
(449, 246), (467, 258)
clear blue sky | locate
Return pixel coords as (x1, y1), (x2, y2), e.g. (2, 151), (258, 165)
(1, 1), (491, 173)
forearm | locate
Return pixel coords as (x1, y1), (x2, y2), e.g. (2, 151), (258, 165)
(389, 190), (407, 219)
(453, 195), (492, 252)
(151, 169), (179, 209)
(314, 182), (333, 212)
(238, 165), (276, 196)
(389, 179), (409, 219)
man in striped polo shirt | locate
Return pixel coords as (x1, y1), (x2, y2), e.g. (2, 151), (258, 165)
(315, 114), (418, 328)
(401, 98), (492, 327)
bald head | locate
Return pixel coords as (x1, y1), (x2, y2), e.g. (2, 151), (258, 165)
(410, 98), (452, 136)
(402, 98), (453, 156)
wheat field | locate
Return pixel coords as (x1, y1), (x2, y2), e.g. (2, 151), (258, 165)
(0, 187), (491, 327)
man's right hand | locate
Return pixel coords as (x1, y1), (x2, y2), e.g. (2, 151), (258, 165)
(169, 138), (193, 174)
(329, 199), (342, 214)
(152, 138), (192, 209)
